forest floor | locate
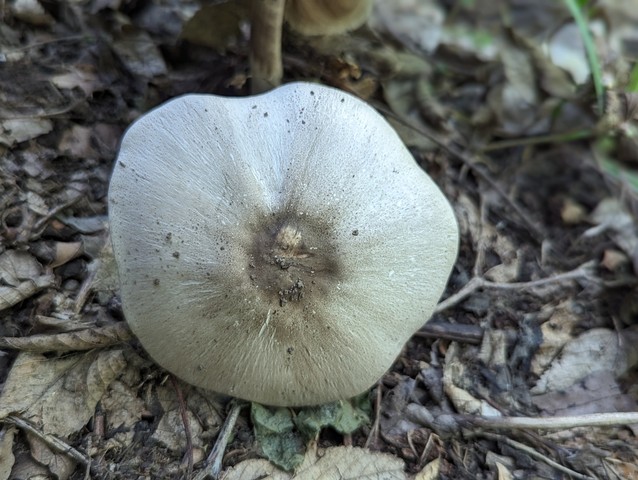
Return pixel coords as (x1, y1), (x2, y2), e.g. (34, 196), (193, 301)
(1, 1), (638, 479)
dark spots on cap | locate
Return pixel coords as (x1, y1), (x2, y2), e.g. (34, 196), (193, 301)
(352, 229), (359, 236)
(172, 251), (180, 259)
(263, 112), (269, 117)
(153, 278), (160, 286)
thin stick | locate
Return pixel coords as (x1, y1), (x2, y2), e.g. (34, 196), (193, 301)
(5, 415), (91, 466)
(435, 262), (596, 314)
(468, 412), (638, 430)
(171, 377), (194, 480)
(480, 432), (594, 480)
(194, 401), (245, 480)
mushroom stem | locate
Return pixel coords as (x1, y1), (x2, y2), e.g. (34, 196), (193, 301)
(250, 0), (285, 93)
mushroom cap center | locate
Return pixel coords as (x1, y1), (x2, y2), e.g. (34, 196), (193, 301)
(250, 215), (341, 309)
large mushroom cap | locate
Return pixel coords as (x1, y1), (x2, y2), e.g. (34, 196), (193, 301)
(108, 82), (458, 407)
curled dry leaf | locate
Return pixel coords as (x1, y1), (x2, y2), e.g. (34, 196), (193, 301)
(0, 322), (133, 353)
(0, 250), (55, 312)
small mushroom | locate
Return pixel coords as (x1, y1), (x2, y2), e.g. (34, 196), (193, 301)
(108, 82), (458, 407)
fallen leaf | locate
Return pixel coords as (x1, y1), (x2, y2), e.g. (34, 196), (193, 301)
(0, 118), (53, 146)
(414, 457), (440, 480)
(11, 0), (54, 26)
(0, 350), (127, 436)
(111, 26), (167, 78)
(25, 433), (76, 480)
(152, 409), (204, 452)
(532, 328), (638, 394)
(372, 0), (444, 54)
(51, 66), (102, 96)
(532, 370), (638, 416)
(548, 22), (590, 85)
(0, 250), (55, 312)
(0, 427), (16, 480)
(222, 442), (406, 480)
(531, 301), (582, 376)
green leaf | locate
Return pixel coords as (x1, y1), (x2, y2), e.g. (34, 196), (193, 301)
(250, 403), (294, 434)
(251, 403), (305, 471)
(295, 396), (371, 438)
(628, 63), (638, 92)
(563, 0), (605, 115)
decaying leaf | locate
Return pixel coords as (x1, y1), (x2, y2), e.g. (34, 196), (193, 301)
(414, 457), (441, 480)
(531, 301), (582, 376)
(11, 0), (54, 26)
(0, 118), (53, 146)
(0, 427), (16, 480)
(372, 0), (444, 54)
(222, 442), (406, 480)
(532, 327), (638, 395)
(0, 350), (127, 436)
(0, 250), (55, 312)
(152, 409), (204, 452)
(532, 370), (638, 416)
(25, 433), (76, 480)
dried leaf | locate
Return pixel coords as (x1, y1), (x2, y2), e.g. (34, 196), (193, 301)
(531, 301), (581, 376)
(532, 370), (638, 416)
(414, 458), (441, 480)
(11, 0), (54, 26)
(51, 66), (102, 96)
(294, 443), (406, 480)
(0, 250), (42, 285)
(0, 323), (133, 352)
(25, 433), (76, 480)
(152, 409), (203, 452)
(532, 328), (638, 394)
(0, 118), (53, 146)
(222, 459), (290, 480)
(222, 442), (406, 480)
(372, 0), (444, 54)
(0, 350), (127, 437)
(0, 427), (16, 480)
(111, 27), (167, 78)
(0, 250), (55, 312)
(548, 23), (589, 85)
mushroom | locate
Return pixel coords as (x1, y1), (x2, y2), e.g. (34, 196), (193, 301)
(108, 82), (458, 407)
(250, 0), (374, 91)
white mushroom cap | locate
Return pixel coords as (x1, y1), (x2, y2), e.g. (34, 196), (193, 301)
(108, 82), (458, 407)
